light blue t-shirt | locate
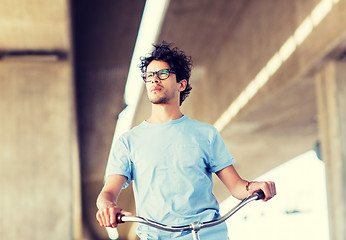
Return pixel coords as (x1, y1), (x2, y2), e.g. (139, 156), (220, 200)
(105, 116), (235, 239)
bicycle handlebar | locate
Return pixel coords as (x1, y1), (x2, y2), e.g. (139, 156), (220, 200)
(116, 190), (265, 233)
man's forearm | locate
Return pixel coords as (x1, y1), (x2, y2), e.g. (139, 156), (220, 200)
(96, 191), (117, 210)
(96, 174), (127, 210)
(230, 178), (250, 199)
(216, 165), (276, 201)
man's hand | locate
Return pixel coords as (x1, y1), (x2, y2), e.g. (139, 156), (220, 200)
(247, 181), (276, 201)
(96, 175), (131, 228)
(96, 202), (132, 228)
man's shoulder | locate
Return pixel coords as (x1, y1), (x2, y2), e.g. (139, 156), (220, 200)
(114, 121), (145, 143)
(183, 117), (218, 137)
(184, 116), (216, 129)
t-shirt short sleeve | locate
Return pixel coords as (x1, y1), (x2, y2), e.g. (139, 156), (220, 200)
(105, 136), (133, 188)
(208, 127), (235, 173)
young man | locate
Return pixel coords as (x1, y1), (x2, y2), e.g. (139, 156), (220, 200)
(96, 42), (276, 239)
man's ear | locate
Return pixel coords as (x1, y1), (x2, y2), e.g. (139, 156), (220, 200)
(179, 79), (187, 92)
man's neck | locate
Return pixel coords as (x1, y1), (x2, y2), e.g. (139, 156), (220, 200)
(147, 104), (184, 123)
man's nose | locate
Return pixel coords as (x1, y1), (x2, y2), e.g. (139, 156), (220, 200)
(151, 74), (160, 83)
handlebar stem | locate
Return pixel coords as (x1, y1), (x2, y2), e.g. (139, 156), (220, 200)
(190, 221), (202, 232)
(190, 222), (202, 240)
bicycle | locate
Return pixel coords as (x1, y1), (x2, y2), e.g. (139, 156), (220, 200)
(116, 190), (265, 240)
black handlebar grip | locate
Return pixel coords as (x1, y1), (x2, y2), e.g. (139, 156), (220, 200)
(116, 213), (124, 224)
(255, 190), (265, 200)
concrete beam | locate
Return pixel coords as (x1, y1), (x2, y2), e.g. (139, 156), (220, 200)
(0, 0), (71, 50)
(315, 60), (346, 240)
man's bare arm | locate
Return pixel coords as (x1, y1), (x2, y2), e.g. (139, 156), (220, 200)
(96, 174), (132, 228)
(216, 165), (276, 201)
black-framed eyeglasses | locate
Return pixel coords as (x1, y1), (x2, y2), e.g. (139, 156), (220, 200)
(142, 69), (176, 82)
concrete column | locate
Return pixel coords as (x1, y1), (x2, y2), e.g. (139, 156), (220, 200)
(315, 60), (346, 240)
(0, 61), (82, 240)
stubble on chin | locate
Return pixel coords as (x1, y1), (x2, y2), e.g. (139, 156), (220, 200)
(147, 89), (168, 104)
(148, 95), (169, 104)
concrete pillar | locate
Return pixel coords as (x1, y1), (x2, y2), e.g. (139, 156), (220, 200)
(315, 60), (346, 240)
(0, 61), (82, 239)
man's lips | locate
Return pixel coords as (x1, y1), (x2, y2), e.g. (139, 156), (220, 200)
(151, 86), (162, 92)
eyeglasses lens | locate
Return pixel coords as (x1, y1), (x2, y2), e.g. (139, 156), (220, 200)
(157, 70), (169, 80)
(143, 69), (172, 82)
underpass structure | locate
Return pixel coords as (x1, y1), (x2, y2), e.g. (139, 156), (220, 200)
(1, 0), (345, 239)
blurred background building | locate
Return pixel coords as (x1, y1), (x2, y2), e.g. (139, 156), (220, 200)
(1, 0), (345, 239)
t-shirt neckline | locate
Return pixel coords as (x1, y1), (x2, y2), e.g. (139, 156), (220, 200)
(143, 115), (188, 127)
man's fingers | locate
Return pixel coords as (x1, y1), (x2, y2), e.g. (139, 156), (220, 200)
(96, 206), (130, 228)
(263, 181), (276, 201)
(96, 210), (107, 227)
(102, 209), (109, 227)
(262, 182), (270, 201)
(271, 182), (277, 196)
(109, 208), (117, 228)
(96, 211), (103, 226)
(249, 181), (276, 201)
(96, 208), (111, 227)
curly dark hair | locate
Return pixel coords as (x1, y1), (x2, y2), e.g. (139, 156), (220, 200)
(138, 41), (193, 106)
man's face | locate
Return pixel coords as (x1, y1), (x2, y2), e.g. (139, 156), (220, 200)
(145, 60), (183, 105)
